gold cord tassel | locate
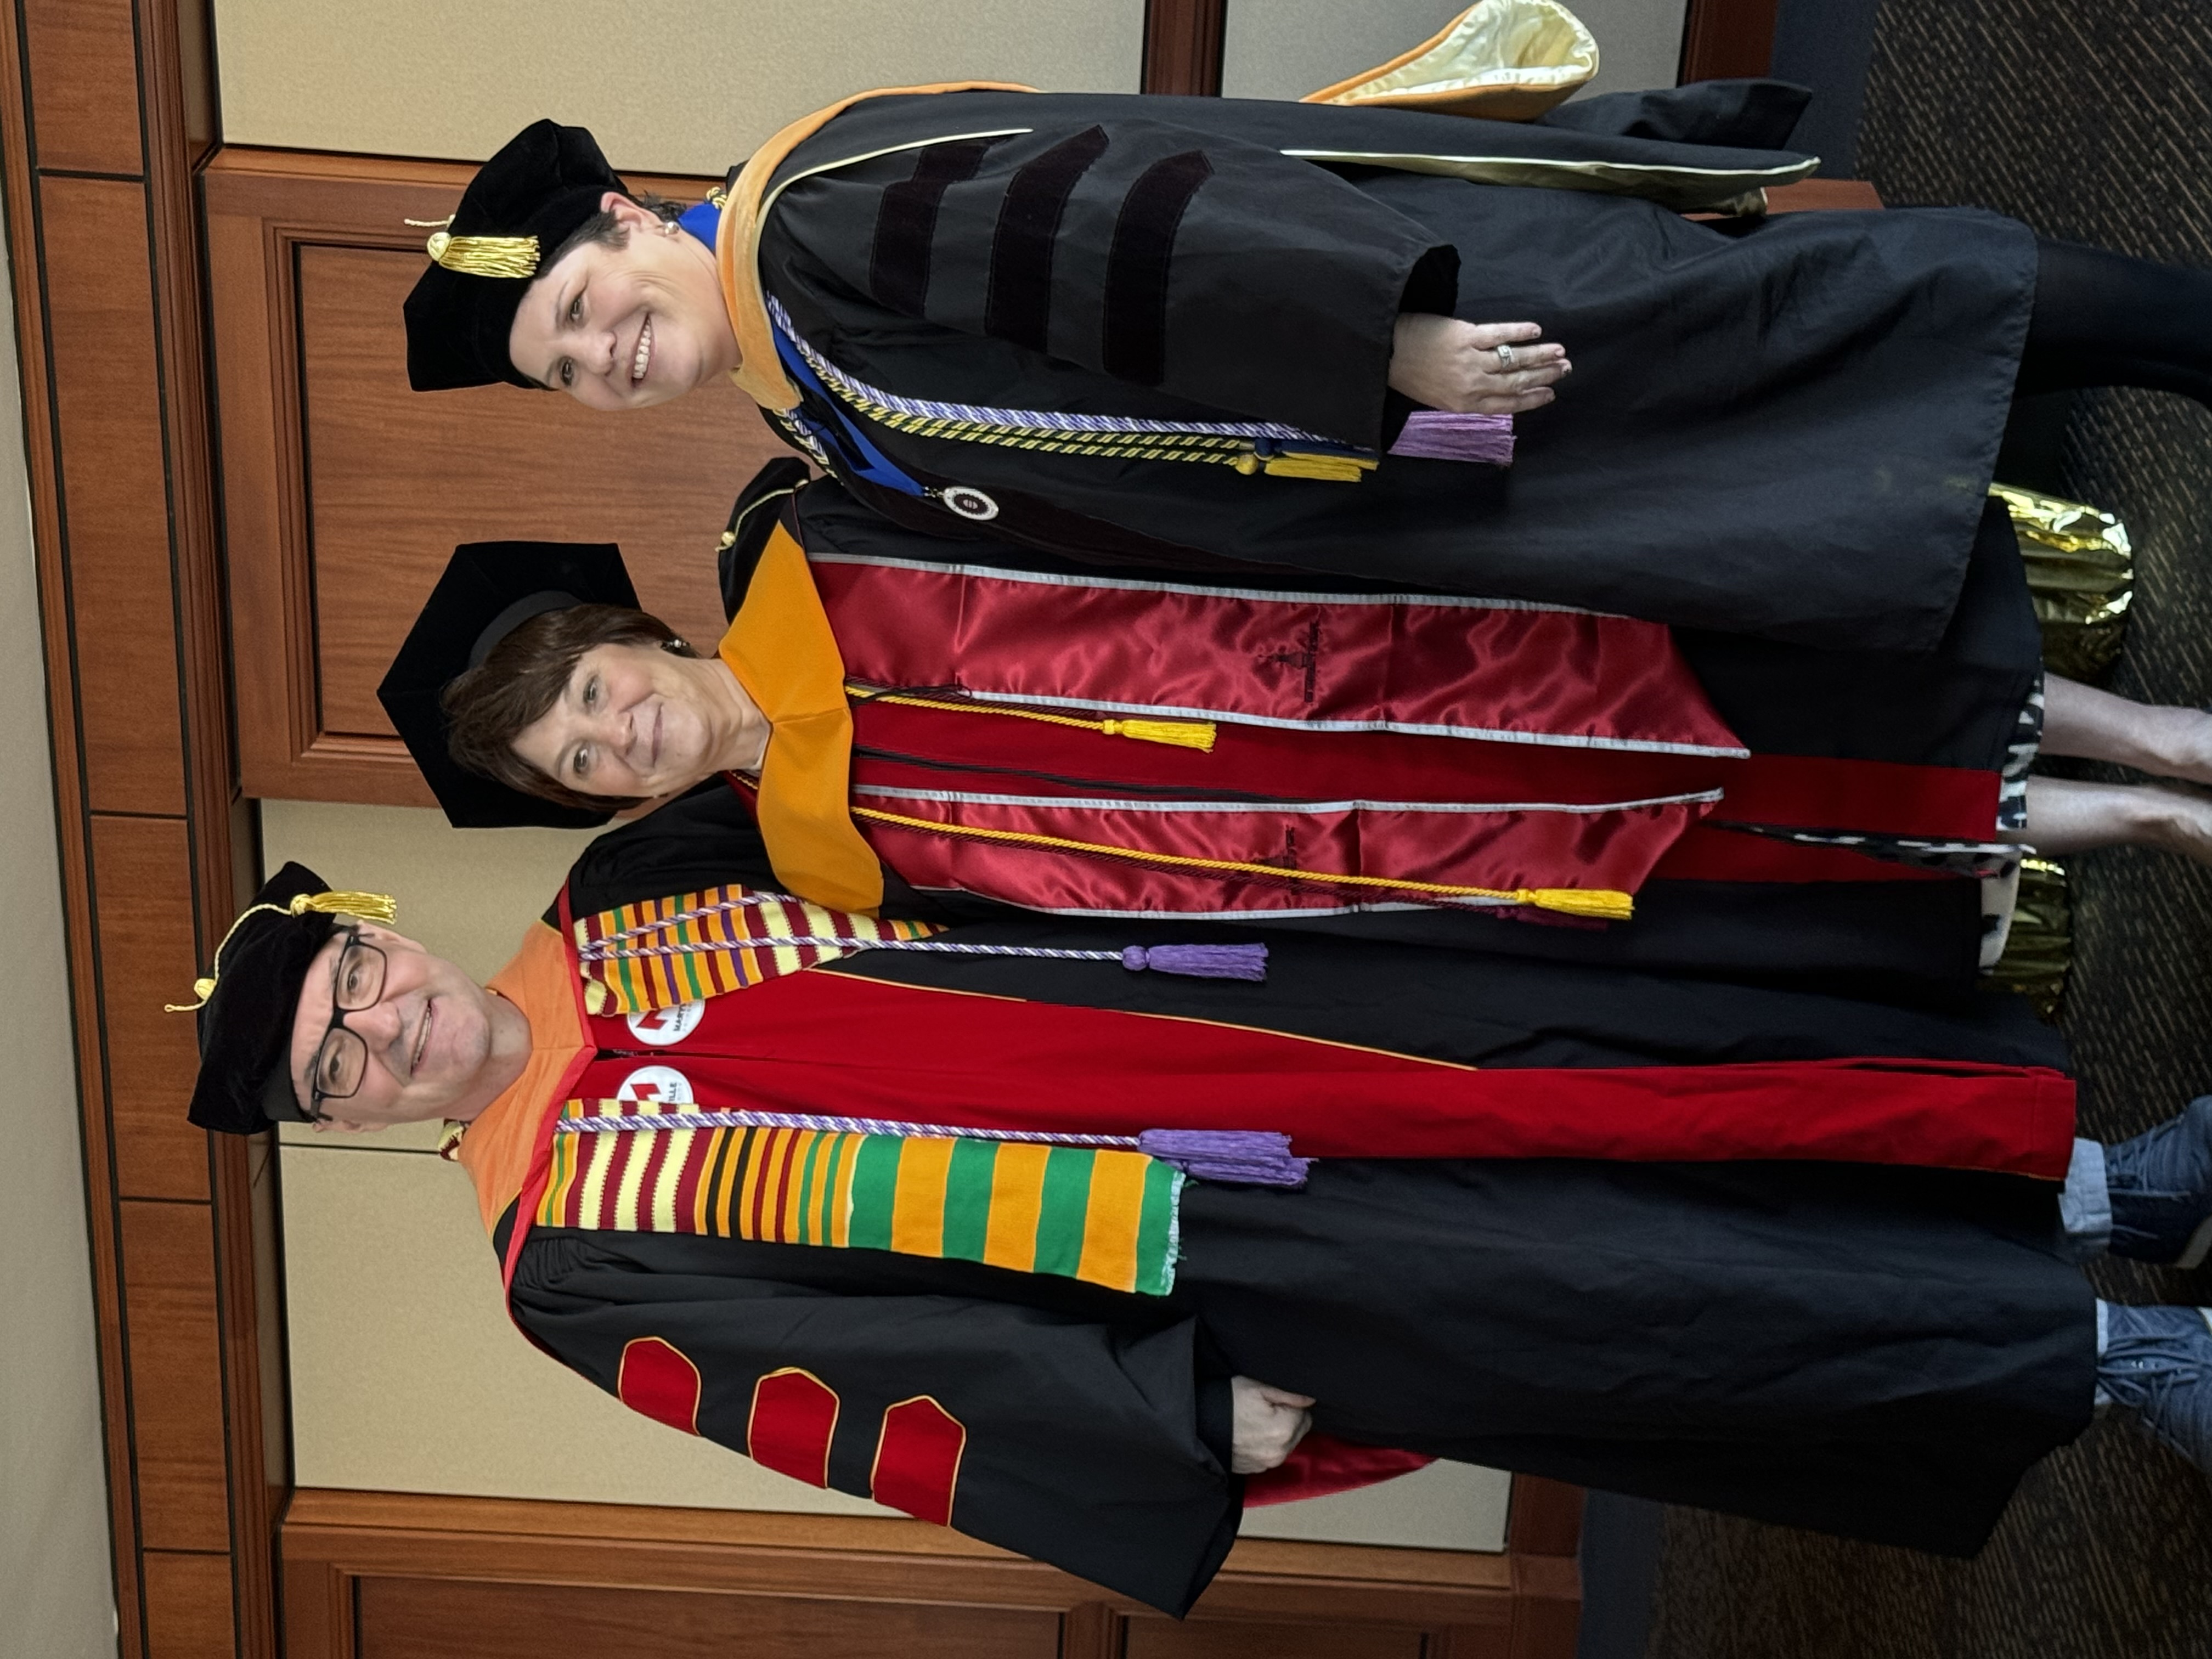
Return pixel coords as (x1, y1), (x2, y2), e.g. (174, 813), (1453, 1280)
(163, 889), (398, 1013)
(1519, 887), (1634, 921)
(853, 806), (1634, 917)
(291, 890), (398, 924)
(422, 229), (540, 279)
(855, 687), (1216, 751)
(1261, 453), (1377, 483)
(1098, 718), (1217, 751)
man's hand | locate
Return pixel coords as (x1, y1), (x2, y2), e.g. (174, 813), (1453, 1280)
(1229, 1376), (1316, 1474)
(1387, 316), (1570, 415)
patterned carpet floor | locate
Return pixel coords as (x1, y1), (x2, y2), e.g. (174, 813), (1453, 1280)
(1647, 3), (2212, 1654)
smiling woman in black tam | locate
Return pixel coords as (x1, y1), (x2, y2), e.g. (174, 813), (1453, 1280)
(396, 5), (2212, 655)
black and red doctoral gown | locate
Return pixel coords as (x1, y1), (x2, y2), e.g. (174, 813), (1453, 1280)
(450, 785), (2091, 1618)
(714, 469), (2040, 995)
(715, 80), (2034, 651)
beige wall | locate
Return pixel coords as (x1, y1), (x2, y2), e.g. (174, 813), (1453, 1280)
(0, 255), (119, 1654)
(1222, 0), (1687, 102)
(212, 0), (1145, 175)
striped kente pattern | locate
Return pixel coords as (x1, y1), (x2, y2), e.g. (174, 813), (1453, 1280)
(537, 1101), (1183, 1295)
(572, 885), (939, 1015)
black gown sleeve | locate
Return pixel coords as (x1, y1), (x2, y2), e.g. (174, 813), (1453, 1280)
(554, 778), (957, 927)
(510, 1227), (1243, 1614)
(763, 116), (1459, 447)
(1537, 79), (1812, 151)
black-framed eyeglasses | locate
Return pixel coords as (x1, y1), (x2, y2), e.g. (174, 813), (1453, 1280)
(305, 926), (388, 1122)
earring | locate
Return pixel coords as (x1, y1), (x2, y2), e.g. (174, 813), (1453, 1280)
(662, 637), (689, 652)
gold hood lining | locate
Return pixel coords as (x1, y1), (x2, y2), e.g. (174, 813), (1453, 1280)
(1303, 0), (1599, 120)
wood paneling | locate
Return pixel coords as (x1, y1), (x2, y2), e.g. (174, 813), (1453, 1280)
(1767, 179), (1883, 212)
(121, 1199), (230, 1552)
(1677, 0), (1778, 83)
(90, 813), (210, 1200)
(1142, 0), (1226, 95)
(282, 1489), (1577, 1659)
(295, 242), (742, 740)
(39, 174), (188, 816)
(20, 0), (143, 173)
(141, 1549), (238, 1659)
(1125, 1617), (1424, 1659)
(205, 149), (788, 806)
(356, 1577), (1062, 1659)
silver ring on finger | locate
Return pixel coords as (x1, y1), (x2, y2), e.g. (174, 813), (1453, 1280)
(1495, 343), (1517, 370)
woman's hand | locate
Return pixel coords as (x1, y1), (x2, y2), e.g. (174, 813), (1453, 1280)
(1229, 1376), (1317, 1474)
(1388, 316), (1570, 414)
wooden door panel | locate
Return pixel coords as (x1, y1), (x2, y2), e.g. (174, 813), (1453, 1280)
(295, 244), (745, 743)
(119, 1198), (230, 1551)
(20, 0), (142, 173)
(90, 812), (210, 1200)
(354, 1575), (1060, 1659)
(207, 149), (791, 807)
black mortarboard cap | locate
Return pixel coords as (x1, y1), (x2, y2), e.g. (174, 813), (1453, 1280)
(182, 862), (397, 1135)
(403, 119), (629, 392)
(379, 540), (639, 830)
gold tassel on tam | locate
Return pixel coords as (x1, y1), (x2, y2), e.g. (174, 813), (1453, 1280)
(163, 889), (399, 1012)
(288, 890), (398, 924)
(414, 225), (541, 280)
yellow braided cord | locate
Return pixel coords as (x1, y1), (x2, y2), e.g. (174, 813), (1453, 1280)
(832, 387), (1369, 479)
(855, 687), (1216, 751)
(850, 806), (1633, 918)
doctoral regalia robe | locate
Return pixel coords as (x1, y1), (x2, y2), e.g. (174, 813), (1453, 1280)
(710, 466), (2040, 994)
(448, 786), (2091, 1616)
(715, 81), (2036, 651)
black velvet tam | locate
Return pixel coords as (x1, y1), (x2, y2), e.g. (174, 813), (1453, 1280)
(186, 861), (340, 1134)
(379, 539), (637, 830)
(403, 119), (628, 392)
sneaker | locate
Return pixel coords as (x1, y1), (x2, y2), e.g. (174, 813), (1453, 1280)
(2105, 1096), (2212, 1266)
(2100, 1302), (2212, 1470)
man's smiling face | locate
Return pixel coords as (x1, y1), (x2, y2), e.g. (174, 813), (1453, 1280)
(284, 922), (518, 1131)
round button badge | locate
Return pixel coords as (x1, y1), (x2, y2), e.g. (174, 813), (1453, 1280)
(615, 1065), (694, 1105)
(625, 1000), (704, 1047)
(939, 485), (1000, 522)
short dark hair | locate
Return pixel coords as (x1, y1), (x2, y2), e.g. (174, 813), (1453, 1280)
(542, 192), (685, 273)
(441, 603), (698, 813)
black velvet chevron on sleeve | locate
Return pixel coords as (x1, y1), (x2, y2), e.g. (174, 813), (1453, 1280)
(766, 115), (1454, 445)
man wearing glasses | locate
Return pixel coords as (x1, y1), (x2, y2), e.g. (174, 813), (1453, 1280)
(176, 842), (2212, 1617)
(290, 914), (531, 1132)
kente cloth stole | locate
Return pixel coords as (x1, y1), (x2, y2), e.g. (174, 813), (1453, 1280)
(572, 885), (938, 1015)
(537, 1101), (1183, 1295)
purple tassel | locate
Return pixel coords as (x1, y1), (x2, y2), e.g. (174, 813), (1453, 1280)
(1138, 1128), (1312, 1188)
(1388, 410), (1515, 466)
(1121, 943), (1269, 981)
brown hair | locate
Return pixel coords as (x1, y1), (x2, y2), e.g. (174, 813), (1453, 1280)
(441, 603), (699, 812)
